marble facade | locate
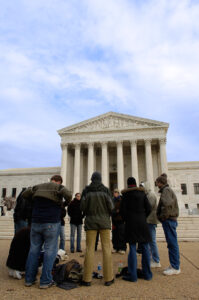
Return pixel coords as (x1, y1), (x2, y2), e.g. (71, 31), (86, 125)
(0, 112), (199, 215)
(58, 112), (169, 193)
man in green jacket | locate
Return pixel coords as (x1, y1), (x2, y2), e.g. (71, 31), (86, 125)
(22, 175), (71, 288)
(80, 172), (114, 286)
(156, 175), (180, 276)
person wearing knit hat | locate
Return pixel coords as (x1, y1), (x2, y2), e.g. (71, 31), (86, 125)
(120, 177), (152, 282)
(80, 172), (114, 287)
(127, 177), (137, 187)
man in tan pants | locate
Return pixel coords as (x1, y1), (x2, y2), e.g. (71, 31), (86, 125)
(80, 172), (114, 286)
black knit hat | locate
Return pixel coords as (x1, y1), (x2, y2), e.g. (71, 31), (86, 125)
(91, 171), (102, 182)
(127, 177), (137, 186)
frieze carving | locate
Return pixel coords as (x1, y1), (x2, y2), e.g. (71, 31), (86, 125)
(66, 116), (156, 133)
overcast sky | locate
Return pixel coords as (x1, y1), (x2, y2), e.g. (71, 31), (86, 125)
(0, 0), (199, 169)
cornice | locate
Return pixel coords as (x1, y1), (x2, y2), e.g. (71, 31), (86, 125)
(57, 112), (169, 136)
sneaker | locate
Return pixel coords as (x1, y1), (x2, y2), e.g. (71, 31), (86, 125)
(25, 281), (36, 287)
(118, 250), (125, 255)
(13, 270), (22, 280)
(163, 266), (181, 276)
(151, 261), (161, 268)
(40, 281), (56, 289)
(112, 249), (117, 253)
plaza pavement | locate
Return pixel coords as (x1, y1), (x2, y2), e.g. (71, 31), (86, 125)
(0, 240), (199, 300)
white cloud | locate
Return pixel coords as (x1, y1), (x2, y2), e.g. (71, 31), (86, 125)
(0, 0), (199, 168)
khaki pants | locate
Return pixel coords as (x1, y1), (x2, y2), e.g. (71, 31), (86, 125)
(83, 229), (113, 282)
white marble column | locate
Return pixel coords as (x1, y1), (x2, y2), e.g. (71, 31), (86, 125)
(61, 144), (68, 186)
(159, 138), (168, 174)
(73, 143), (81, 193)
(145, 139), (154, 191)
(117, 140), (124, 191)
(101, 142), (108, 186)
(87, 143), (94, 184)
(130, 140), (139, 184)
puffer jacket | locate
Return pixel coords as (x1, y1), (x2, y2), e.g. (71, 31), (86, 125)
(157, 184), (179, 222)
(80, 182), (113, 231)
(22, 182), (72, 206)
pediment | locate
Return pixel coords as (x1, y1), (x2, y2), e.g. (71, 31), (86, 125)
(58, 112), (169, 135)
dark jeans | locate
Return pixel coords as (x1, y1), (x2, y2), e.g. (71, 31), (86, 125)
(70, 224), (82, 252)
(162, 219), (180, 270)
(148, 224), (160, 263)
(128, 243), (152, 281)
(14, 220), (28, 234)
(112, 223), (126, 251)
(25, 222), (61, 286)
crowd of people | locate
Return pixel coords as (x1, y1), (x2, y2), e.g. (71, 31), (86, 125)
(6, 171), (181, 289)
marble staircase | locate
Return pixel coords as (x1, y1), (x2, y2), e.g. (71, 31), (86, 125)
(0, 215), (199, 241)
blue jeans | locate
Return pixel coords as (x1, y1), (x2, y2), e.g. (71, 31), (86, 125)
(148, 224), (160, 263)
(25, 222), (61, 285)
(14, 220), (28, 234)
(162, 219), (180, 270)
(70, 224), (82, 251)
(128, 243), (152, 281)
(59, 226), (65, 250)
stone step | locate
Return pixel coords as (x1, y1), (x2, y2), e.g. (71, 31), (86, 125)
(0, 216), (199, 241)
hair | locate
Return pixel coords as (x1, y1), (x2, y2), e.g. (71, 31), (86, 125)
(75, 192), (81, 197)
(114, 189), (120, 193)
(160, 173), (167, 178)
(156, 176), (167, 185)
(50, 175), (63, 184)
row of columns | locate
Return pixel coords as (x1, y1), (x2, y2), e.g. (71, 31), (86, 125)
(61, 139), (168, 193)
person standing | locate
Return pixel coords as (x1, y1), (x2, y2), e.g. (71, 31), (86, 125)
(13, 188), (29, 234)
(22, 175), (71, 289)
(141, 182), (161, 268)
(59, 203), (67, 251)
(121, 177), (152, 282)
(111, 189), (126, 254)
(67, 193), (84, 253)
(156, 176), (180, 275)
(80, 172), (114, 286)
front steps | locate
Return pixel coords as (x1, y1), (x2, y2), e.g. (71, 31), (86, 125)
(0, 215), (199, 241)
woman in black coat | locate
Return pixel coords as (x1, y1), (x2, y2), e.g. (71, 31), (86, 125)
(120, 177), (152, 282)
(6, 227), (31, 278)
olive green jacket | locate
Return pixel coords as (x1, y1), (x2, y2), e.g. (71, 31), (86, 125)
(80, 182), (113, 231)
(22, 182), (72, 206)
(146, 191), (159, 225)
(157, 184), (179, 222)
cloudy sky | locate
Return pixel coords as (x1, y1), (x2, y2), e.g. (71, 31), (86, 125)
(0, 0), (199, 169)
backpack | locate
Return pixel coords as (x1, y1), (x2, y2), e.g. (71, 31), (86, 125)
(53, 259), (83, 284)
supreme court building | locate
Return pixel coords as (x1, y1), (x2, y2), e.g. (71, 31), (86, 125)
(59, 112), (168, 194)
(1, 112), (199, 214)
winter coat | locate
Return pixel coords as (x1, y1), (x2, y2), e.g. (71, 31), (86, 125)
(22, 182), (72, 206)
(13, 189), (32, 224)
(120, 187), (152, 243)
(6, 227), (30, 271)
(146, 191), (159, 225)
(68, 198), (84, 225)
(157, 184), (179, 222)
(80, 182), (113, 231)
(112, 195), (124, 225)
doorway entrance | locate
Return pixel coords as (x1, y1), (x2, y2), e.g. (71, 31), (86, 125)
(109, 172), (118, 193)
